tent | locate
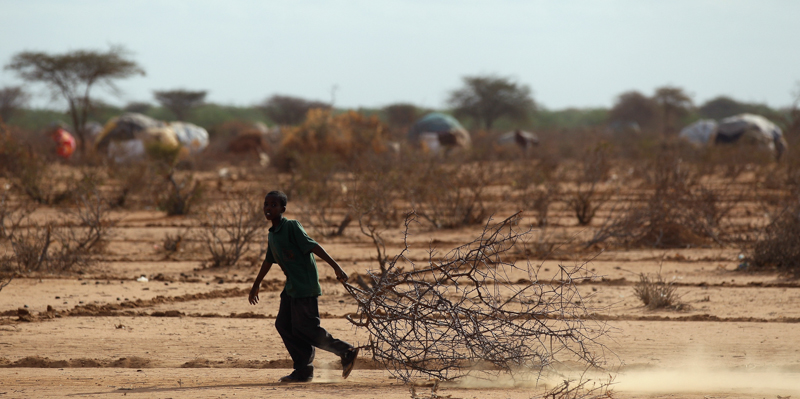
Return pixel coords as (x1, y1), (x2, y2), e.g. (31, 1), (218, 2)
(715, 113), (785, 150)
(95, 113), (209, 161)
(679, 114), (787, 158)
(407, 112), (471, 152)
(679, 119), (718, 146)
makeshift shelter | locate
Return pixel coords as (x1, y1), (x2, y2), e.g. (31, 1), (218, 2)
(170, 122), (210, 154)
(497, 129), (539, 149)
(715, 114), (786, 155)
(679, 119), (718, 146)
(94, 113), (209, 162)
(408, 112), (471, 153)
(679, 114), (787, 158)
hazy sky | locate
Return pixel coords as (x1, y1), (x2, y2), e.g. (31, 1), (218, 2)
(1, 0), (798, 111)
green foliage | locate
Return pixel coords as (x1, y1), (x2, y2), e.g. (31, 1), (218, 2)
(532, 108), (608, 130)
(0, 86), (30, 123)
(258, 94), (330, 126)
(698, 96), (786, 124)
(153, 89), (207, 121)
(608, 91), (658, 130)
(447, 74), (535, 130)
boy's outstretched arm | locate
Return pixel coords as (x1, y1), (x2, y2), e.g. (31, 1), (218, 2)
(311, 244), (348, 283)
(249, 258), (273, 305)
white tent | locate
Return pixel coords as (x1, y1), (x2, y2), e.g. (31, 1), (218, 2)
(715, 113), (786, 156)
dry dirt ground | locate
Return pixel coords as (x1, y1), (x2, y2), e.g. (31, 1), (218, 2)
(1, 169), (800, 399)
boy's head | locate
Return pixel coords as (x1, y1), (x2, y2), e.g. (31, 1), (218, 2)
(263, 191), (287, 222)
(265, 191), (288, 207)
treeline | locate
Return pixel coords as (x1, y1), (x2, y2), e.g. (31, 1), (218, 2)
(3, 96), (790, 136)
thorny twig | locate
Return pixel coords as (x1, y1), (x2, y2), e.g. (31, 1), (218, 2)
(343, 211), (612, 388)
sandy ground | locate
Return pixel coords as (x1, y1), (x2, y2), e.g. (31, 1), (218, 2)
(2, 176), (800, 399)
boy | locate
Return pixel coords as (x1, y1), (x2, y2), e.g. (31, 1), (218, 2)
(249, 191), (358, 383)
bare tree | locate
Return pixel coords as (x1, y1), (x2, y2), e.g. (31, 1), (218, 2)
(0, 86), (30, 123)
(196, 189), (265, 268)
(344, 212), (611, 386)
(447, 75), (535, 130)
(257, 94), (331, 126)
(5, 46), (145, 155)
(153, 89), (207, 121)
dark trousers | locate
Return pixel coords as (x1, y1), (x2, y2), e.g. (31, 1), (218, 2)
(275, 291), (352, 377)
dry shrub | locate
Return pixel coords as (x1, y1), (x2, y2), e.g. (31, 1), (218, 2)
(590, 149), (737, 248)
(196, 189), (265, 268)
(748, 204), (800, 277)
(160, 230), (185, 257)
(0, 186), (35, 239)
(158, 168), (203, 216)
(5, 154), (73, 205)
(278, 109), (388, 169)
(511, 158), (561, 227)
(633, 271), (680, 310)
(568, 143), (612, 226)
(288, 154), (352, 237)
(345, 213), (612, 387)
(409, 159), (501, 229)
(1, 187), (115, 273)
(106, 161), (154, 208)
(347, 154), (406, 228)
(345, 162), (407, 288)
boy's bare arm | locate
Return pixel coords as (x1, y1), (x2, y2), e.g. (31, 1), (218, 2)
(311, 244), (348, 282)
(249, 259), (273, 305)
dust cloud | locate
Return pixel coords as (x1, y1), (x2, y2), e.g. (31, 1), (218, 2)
(615, 367), (800, 395)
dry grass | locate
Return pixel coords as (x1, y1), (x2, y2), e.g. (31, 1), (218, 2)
(633, 271), (680, 310)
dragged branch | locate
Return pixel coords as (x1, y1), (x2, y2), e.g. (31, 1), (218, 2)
(343, 212), (612, 385)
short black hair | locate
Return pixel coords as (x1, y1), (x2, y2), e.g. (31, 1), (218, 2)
(265, 190), (288, 207)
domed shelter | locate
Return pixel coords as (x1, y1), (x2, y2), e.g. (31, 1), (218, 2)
(715, 113), (785, 156)
(407, 112), (471, 153)
(679, 114), (787, 159)
(679, 119), (718, 146)
(94, 113), (209, 162)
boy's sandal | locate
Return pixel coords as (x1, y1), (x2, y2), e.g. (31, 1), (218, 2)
(341, 348), (359, 379)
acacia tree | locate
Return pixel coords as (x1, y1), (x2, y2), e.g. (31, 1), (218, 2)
(257, 94), (331, 125)
(153, 89), (207, 121)
(447, 75), (535, 130)
(608, 90), (658, 130)
(653, 86), (693, 136)
(4, 46), (145, 155)
(0, 86), (30, 123)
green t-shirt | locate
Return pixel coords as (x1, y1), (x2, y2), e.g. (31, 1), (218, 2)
(264, 217), (321, 298)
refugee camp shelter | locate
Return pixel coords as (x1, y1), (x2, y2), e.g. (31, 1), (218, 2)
(496, 129), (539, 149)
(716, 113), (786, 156)
(679, 113), (787, 158)
(407, 112), (471, 153)
(679, 119), (718, 146)
(94, 113), (209, 162)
